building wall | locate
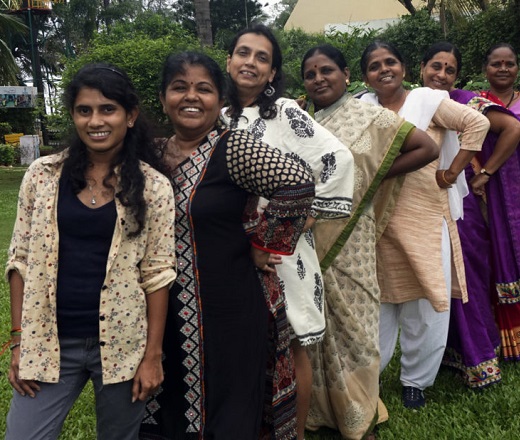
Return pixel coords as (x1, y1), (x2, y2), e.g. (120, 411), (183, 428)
(284, 0), (421, 33)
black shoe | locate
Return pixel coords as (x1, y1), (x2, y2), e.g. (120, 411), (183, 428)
(402, 386), (425, 409)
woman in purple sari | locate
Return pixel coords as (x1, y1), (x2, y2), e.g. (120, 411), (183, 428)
(420, 42), (520, 387)
(480, 43), (520, 362)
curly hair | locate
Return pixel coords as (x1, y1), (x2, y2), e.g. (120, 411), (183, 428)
(63, 62), (165, 237)
(226, 24), (285, 125)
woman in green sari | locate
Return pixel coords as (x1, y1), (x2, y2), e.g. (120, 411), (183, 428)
(301, 44), (438, 439)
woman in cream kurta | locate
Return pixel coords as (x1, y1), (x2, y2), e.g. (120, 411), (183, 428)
(360, 41), (489, 405)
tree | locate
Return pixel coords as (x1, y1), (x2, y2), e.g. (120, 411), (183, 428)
(193, 0), (212, 46)
(0, 12), (27, 85)
(172, 0), (266, 46)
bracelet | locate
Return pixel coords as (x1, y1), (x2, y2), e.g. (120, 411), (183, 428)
(480, 168), (492, 177)
(9, 342), (21, 351)
(441, 170), (453, 186)
(10, 328), (22, 337)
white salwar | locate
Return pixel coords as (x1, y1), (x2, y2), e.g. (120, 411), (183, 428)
(222, 98), (354, 345)
(361, 88), (466, 389)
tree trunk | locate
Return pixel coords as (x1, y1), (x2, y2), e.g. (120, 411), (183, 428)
(193, 0), (213, 46)
(398, 0), (416, 15)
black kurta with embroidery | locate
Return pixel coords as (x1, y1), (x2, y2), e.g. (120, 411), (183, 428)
(140, 128), (314, 440)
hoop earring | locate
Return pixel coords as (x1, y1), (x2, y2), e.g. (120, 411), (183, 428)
(264, 83), (275, 97)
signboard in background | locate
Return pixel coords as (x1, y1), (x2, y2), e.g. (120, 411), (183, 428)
(0, 86), (37, 108)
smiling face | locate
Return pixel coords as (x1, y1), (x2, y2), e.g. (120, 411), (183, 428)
(72, 87), (136, 159)
(362, 48), (406, 96)
(485, 46), (519, 91)
(302, 52), (350, 110)
(421, 51), (458, 91)
(227, 32), (277, 102)
(160, 64), (223, 139)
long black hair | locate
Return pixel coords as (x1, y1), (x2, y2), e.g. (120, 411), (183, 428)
(63, 62), (162, 237)
(226, 24), (285, 124)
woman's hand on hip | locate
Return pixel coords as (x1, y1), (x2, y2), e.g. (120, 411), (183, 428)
(251, 247), (282, 273)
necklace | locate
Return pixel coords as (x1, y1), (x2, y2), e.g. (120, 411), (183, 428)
(505, 90), (517, 108)
(87, 181), (102, 205)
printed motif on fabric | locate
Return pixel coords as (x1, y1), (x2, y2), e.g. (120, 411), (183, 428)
(320, 153), (337, 183)
(314, 273), (323, 313)
(296, 254), (306, 280)
(443, 346), (501, 388)
(249, 117), (267, 139)
(285, 107), (314, 138)
(497, 279), (520, 304)
(168, 130), (220, 433)
(285, 151), (313, 176)
(312, 197), (353, 219)
(259, 270), (297, 440)
(226, 131), (312, 254)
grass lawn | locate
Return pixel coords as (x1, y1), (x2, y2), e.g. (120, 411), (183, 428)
(1, 167), (519, 439)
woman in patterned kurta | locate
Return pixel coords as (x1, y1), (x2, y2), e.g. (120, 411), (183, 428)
(421, 42), (520, 387)
(360, 41), (489, 409)
(139, 52), (314, 440)
(223, 25), (354, 440)
(300, 44), (439, 440)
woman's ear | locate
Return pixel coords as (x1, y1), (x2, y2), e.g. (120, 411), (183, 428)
(269, 68), (276, 84)
(127, 108), (139, 127)
(344, 67), (351, 81)
(226, 55), (231, 74)
(159, 93), (167, 114)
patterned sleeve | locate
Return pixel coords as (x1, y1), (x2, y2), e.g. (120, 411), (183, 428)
(138, 166), (177, 294)
(277, 99), (354, 219)
(225, 130), (315, 256)
(5, 164), (38, 281)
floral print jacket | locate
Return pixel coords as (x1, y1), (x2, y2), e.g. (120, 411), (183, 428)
(5, 150), (177, 384)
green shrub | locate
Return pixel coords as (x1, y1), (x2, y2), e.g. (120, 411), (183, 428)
(0, 144), (17, 166)
(0, 122), (13, 141)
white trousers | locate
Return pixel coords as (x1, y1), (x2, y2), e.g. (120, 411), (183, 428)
(379, 219), (452, 390)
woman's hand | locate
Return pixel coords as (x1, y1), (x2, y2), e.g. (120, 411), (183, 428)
(251, 247), (282, 273)
(469, 173), (489, 197)
(303, 215), (316, 232)
(132, 353), (164, 402)
(436, 169), (456, 189)
(8, 346), (40, 398)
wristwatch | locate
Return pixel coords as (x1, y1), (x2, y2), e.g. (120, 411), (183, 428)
(480, 168), (492, 177)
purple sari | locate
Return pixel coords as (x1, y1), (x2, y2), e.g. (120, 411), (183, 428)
(442, 89), (520, 387)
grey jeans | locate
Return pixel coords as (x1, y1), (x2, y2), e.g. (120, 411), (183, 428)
(6, 337), (146, 440)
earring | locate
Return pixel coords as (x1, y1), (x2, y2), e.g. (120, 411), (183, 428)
(128, 122), (134, 127)
(264, 83), (275, 97)
(345, 79), (351, 86)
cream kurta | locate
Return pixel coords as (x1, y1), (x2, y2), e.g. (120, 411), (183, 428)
(362, 88), (490, 311)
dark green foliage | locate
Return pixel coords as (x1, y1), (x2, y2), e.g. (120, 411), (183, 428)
(0, 144), (17, 166)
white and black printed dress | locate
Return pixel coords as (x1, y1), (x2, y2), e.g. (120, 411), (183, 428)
(223, 98), (354, 345)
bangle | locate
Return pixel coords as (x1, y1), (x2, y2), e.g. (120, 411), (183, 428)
(441, 170), (453, 186)
(9, 342), (20, 351)
(480, 168), (492, 177)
